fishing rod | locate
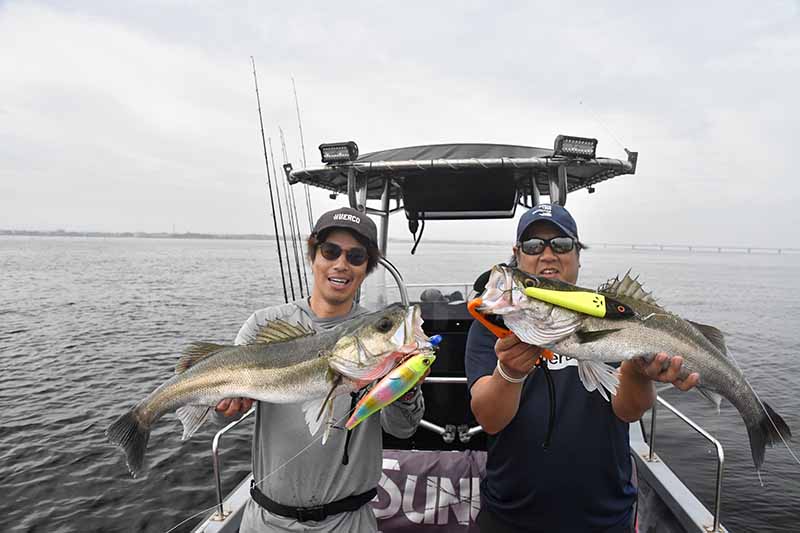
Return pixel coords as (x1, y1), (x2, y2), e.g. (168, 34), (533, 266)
(280, 126), (309, 296)
(251, 56), (289, 303)
(291, 76), (314, 231)
(268, 137), (297, 300)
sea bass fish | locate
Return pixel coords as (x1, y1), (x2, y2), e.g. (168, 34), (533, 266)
(345, 352), (436, 430)
(107, 303), (430, 477)
(477, 265), (792, 471)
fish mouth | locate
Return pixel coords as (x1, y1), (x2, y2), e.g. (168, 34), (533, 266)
(477, 266), (519, 314)
(395, 305), (432, 353)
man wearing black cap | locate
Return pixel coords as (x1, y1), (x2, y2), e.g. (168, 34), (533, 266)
(215, 207), (424, 533)
(466, 203), (699, 533)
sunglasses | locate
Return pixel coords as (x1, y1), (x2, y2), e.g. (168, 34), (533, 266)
(318, 242), (369, 266)
(518, 236), (576, 255)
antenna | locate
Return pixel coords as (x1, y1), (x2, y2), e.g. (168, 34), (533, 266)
(292, 77), (314, 231)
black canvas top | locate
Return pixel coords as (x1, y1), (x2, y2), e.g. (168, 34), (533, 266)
(287, 142), (636, 217)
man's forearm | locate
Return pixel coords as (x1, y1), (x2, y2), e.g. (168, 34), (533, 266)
(470, 371), (526, 434)
(612, 360), (656, 422)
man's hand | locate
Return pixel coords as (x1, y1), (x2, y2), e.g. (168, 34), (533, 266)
(495, 333), (541, 380)
(215, 397), (254, 417)
(613, 352), (700, 422)
(625, 352), (700, 391)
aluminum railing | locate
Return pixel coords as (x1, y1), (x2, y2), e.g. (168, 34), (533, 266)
(206, 359), (725, 531)
(210, 407), (256, 521)
(648, 395), (725, 532)
(393, 282), (474, 300)
(416, 376), (483, 443)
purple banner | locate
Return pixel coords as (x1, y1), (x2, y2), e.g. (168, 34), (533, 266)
(372, 450), (486, 532)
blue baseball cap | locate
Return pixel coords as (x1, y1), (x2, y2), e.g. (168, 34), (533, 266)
(516, 203), (579, 242)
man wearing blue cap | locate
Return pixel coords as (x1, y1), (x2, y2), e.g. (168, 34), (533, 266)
(465, 203), (699, 533)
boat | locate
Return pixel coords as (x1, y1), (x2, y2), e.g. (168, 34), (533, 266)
(191, 136), (728, 532)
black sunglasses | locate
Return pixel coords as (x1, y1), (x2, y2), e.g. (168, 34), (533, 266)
(318, 242), (369, 266)
(518, 236), (576, 255)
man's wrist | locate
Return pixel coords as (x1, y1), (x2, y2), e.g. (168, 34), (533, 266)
(495, 360), (529, 383)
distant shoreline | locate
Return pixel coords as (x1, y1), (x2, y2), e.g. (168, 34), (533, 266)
(0, 229), (505, 246)
(2, 229), (797, 254)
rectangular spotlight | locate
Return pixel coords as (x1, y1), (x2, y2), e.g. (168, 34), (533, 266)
(553, 135), (597, 158)
(319, 141), (359, 163)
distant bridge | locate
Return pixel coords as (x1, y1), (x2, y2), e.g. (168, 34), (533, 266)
(588, 243), (800, 255)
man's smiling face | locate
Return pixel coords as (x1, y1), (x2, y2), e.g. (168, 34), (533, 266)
(514, 220), (580, 284)
(310, 229), (369, 307)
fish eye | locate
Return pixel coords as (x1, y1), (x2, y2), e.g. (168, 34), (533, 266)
(617, 305), (626, 313)
(375, 317), (394, 333)
(423, 358), (430, 365)
(524, 278), (536, 288)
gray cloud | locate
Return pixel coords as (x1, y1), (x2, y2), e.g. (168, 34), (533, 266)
(1, 1), (798, 247)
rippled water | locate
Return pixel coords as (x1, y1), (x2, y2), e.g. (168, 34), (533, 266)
(1, 236), (798, 532)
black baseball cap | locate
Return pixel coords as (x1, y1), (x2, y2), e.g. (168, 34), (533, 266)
(312, 207), (378, 248)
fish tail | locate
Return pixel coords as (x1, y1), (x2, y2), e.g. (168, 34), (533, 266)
(106, 408), (151, 478)
(747, 401), (792, 470)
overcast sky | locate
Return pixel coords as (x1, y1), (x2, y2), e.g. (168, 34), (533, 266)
(1, 1), (798, 248)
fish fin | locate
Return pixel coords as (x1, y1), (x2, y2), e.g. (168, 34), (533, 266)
(694, 386), (723, 412)
(747, 401), (793, 470)
(687, 320), (728, 354)
(321, 403), (335, 445)
(302, 397), (327, 437)
(106, 408), (150, 478)
(575, 329), (621, 343)
(598, 271), (659, 306)
(175, 404), (213, 441)
(576, 360), (620, 402)
(504, 312), (581, 346)
(252, 319), (315, 345)
(316, 375), (342, 421)
(175, 342), (226, 374)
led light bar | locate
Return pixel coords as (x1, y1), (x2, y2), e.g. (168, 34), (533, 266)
(553, 135), (597, 159)
(319, 141), (359, 163)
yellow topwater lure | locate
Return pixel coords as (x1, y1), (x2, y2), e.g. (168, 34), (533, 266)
(345, 352), (436, 430)
(521, 285), (634, 319)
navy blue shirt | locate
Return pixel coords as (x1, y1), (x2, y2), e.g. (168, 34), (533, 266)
(465, 321), (636, 532)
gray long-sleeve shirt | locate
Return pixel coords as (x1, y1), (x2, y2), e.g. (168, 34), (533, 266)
(235, 299), (425, 532)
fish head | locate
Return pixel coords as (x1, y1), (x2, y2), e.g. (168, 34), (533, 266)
(477, 265), (555, 316)
(475, 265), (584, 345)
(328, 303), (431, 381)
(475, 265), (518, 314)
(508, 267), (587, 322)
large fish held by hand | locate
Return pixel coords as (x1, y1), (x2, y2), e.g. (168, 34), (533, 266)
(477, 265), (793, 471)
(106, 303), (431, 477)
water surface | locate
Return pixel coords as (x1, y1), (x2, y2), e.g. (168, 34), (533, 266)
(1, 237), (798, 532)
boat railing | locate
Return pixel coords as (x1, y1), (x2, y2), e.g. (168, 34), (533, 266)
(381, 282), (475, 301)
(418, 379), (727, 531)
(210, 406), (256, 521)
(647, 395), (725, 532)
(416, 376), (483, 443)
(204, 381), (727, 532)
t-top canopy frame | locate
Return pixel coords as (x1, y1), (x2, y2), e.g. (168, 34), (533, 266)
(284, 137), (637, 254)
